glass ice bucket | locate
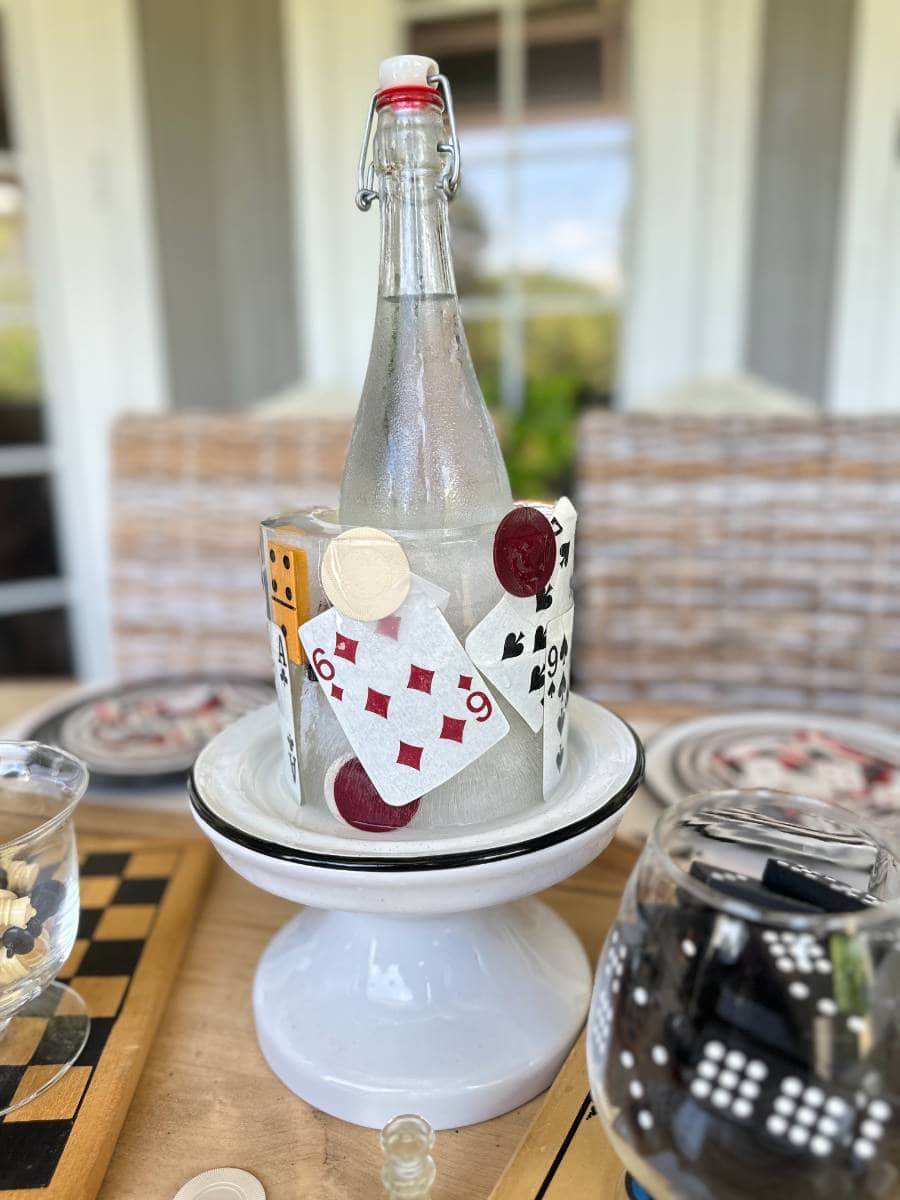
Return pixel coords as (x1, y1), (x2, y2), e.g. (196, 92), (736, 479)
(260, 507), (548, 832)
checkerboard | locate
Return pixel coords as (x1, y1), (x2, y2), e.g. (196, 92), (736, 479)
(0, 838), (213, 1199)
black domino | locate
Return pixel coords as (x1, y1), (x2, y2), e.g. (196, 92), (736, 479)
(690, 861), (821, 914)
(762, 858), (882, 914)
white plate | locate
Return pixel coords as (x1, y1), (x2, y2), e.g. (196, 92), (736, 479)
(190, 695), (642, 869)
(646, 710), (900, 826)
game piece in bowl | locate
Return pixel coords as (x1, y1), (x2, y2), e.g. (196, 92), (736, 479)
(0, 741), (90, 1115)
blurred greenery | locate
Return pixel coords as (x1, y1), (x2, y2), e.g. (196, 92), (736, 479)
(453, 194), (618, 498)
(0, 326), (41, 403)
(467, 304), (618, 499)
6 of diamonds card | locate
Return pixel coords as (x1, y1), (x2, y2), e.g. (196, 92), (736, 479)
(300, 591), (509, 807)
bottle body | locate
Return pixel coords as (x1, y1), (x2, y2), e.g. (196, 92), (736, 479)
(339, 99), (511, 530)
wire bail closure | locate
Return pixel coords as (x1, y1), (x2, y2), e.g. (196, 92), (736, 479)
(355, 73), (461, 212)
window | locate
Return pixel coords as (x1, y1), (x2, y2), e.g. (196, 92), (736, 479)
(0, 15), (71, 675)
(407, 0), (630, 496)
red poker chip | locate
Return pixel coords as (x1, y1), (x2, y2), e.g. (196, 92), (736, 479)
(492, 506), (556, 598)
(326, 756), (420, 833)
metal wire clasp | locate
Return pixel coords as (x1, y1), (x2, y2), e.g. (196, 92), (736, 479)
(355, 92), (379, 212)
(354, 75), (462, 212)
(428, 72), (461, 200)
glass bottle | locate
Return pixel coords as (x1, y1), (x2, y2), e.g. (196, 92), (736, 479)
(339, 56), (512, 530)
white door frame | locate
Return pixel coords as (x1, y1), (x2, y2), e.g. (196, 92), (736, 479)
(827, 0), (900, 413)
(3, 0), (168, 678)
(619, 0), (764, 409)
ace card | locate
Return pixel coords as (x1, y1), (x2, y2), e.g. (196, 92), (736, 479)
(300, 591), (509, 806)
(542, 607), (574, 798)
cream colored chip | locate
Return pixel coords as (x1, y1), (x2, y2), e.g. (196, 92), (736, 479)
(321, 527), (411, 621)
(0, 896), (35, 932)
(5, 861), (39, 894)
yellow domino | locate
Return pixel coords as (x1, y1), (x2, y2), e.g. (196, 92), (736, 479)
(265, 540), (310, 665)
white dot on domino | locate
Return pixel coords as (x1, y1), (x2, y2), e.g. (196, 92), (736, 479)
(861, 1119), (883, 1140)
(788, 1126), (809, 1147)
(620, 1050), (635, 1069)
(719, 1070), (739, 1090)
(817, 998), (838, 1017)
(705, 1041), (726, 1061)
(651, 1045), (669, 1066)
(767, 1115), (788, 1137)
(847, 1015), (866, 1035)
(853, 1139), (876, 1161)
(681, 938), (697, 958)
(732, 1098), (753, 1120)
(637, 1109), (654, 1131)
(789, 982), (810, 1000)
(869, 1099), (891, 1122)
(825, 1097), (849, 1118)
(796, 1106), (817, 1127)
(691, 1078), (712, 1101)
(746, 1060), (769, 1081)
(711, 1088), (730, 1109)
(629, 1081), (644, 1100)
(633, 987), (648, 1007)
(739, 1080), (760, 1100)
(804, 1087), (825, 1107)
(725, 1050), (746, 1071)
(810, 1135), (832, 1157)
(698, 1061), (717, 1080)
(783, 1077), (803, 1098)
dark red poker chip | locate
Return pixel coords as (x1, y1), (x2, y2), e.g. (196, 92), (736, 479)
(330, 757), (420, 833)
(493, 506), (556, 597)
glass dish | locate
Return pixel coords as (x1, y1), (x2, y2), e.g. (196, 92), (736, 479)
(588, 788), (900, 1200)
(0, 741), (90, 1115)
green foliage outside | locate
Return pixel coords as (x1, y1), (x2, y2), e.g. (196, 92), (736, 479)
(0, 326), (41, 403)
(466, 299), (618, 500)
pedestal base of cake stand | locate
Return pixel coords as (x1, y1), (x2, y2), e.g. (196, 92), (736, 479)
(253, 896), (589, 1129)
(190, 695), (643, 1129)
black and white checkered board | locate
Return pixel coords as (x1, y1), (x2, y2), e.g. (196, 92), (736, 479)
(0, 843), (209, 1196)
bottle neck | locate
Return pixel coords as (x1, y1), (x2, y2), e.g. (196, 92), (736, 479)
(374, 103), (456, 299)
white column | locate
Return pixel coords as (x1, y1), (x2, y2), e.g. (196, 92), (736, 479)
(827, 0), (900, 413)
(5, 0), (168, 679)
(619, 0), (763, 409)
(282, 0), (400, 408)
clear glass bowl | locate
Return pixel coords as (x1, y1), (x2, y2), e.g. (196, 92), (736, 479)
(0, 741), (90, 1114)
(588, 789), (900, 1200)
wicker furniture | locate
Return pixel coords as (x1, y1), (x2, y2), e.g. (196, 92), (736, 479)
(109, 414), (351, 677)
(575, 412), (900, 723)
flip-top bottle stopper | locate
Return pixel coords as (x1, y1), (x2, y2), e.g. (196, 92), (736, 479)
(378, 55), (438, 91)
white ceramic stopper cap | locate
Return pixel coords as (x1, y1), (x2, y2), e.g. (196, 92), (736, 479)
(378, 55), (438, 90)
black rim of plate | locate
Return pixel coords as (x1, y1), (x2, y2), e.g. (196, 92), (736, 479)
(188, 719), (645, 872)
(23, 673), (274, 790)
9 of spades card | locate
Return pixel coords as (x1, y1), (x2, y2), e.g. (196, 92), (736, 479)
(542, 607), (574, 798)
(300, 590), (509, 807)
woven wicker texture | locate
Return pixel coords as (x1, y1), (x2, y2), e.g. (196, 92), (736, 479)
(574, 413), (900, 722)
(110, 414), (351, 677)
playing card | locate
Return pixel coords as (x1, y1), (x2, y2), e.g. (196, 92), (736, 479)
(542, 606), (574, 798)
(300, 591), (510, 806)
(528, 495), (577, 624)
(464, 604), (548, 731)
(465, 497), (577, 729)
(268, 621), (300, 795)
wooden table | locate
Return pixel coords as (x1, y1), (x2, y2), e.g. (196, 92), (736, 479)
(0, 680), (694, 1200)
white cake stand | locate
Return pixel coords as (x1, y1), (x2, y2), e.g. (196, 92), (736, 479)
(190, 695), (642, 1130)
